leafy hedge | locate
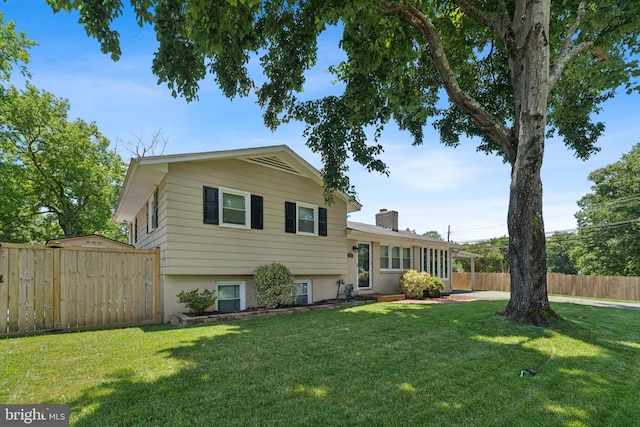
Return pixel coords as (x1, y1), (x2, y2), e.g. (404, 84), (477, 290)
(253, 263), (295, 309)
(177, 288), (217, 315)
(399, 270), (445, 298)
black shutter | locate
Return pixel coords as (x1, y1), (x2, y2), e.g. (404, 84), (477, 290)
(251, 195), (263, 229)
(318, 207), (328, 236)
(285, 201), (296, 233)
(203, 186), (219, 224)
(147, 201), (150, 233)
(152, 189), (159, 229)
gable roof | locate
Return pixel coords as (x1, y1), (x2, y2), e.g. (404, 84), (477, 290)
(347, 221), (462, 248)
(113, 145), (362, 222)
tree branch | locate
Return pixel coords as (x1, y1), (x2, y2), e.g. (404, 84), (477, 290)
(0, 209), (56, 232)
(451, 0), (511, 39)
(377, 0), (514, 157)
(25, 138), (68, 211)
(548, 0), (591, 92)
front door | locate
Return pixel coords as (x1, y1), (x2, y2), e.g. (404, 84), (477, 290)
(357, 242), (371, 289)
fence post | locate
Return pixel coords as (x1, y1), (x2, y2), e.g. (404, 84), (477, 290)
(154, 248), (162, 323)
(52, 247), (61, 330)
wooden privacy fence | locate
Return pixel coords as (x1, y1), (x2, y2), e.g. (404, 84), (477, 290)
(453, 272), (640, 301)
(0, 243), (160, 337)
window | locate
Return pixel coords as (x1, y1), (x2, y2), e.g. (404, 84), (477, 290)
(297, 203), (316, 234)
(293, 280), (312, 305)
(216, 281), (245, 312)
(203, 186), (263, 229)
(391, 246), (401, 269)
(380, 245), (389, 269)
(285, 202), (327, 236)
(403, 248), (412, 269)
(147, 189), (158, 233)
(380, 245), (412, 271)
(220, 188), (250, 228)
(422, 247), (449, 279)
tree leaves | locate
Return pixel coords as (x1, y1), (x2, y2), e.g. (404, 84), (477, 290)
(0, 11), (36, 84)
(0, 85), (127, 242)
(573, 143), (640, 275)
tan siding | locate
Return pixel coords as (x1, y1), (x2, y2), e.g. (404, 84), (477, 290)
(163, 159), (348, 275)
(134, 177), (168, 250)
(349, 239), (453, 295)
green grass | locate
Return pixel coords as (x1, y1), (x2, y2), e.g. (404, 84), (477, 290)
(1, 301), (639, 426)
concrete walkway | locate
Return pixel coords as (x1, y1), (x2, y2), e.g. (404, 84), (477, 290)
(457, 290), (640, 310)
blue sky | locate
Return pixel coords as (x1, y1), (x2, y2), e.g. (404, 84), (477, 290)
(4, 1), (639, 242)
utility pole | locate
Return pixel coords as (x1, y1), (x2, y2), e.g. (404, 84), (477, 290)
(447, 225), (450, 241)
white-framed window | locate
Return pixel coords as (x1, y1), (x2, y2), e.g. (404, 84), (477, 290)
(380, 245), (389, 269)
(285, 202), (328, 236)
(297, 202), (318, 235)
(216, 281), (246, 312)
(422, 247), (449, 279)
(403, 247), (412, 269)
(380, 245), (412, 271)
(293, 280), (312, 305)
(147, 189), (158, 233)
(220, 188), (250, 229)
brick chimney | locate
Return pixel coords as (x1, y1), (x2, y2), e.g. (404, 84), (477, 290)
(375, 209), (398, 231)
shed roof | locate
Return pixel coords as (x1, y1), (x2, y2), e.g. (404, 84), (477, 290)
(45, 234), (133, 249)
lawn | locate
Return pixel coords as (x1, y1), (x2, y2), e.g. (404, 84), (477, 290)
(1, 300), (639, 426)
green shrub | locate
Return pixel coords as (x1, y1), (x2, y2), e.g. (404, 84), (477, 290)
(177, 288), (217, 315)
(253, 263), (295, 309)
(398, 269), (430, 299)
(424, 276), (445, 298)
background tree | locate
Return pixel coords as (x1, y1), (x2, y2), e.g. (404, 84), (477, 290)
(423, 231), (443, 240)
(572, 143), (640, 276)
(123, 128), (169, 158)
(460, 237), (509, 273)
(49, 0), (640, 324)
(0, 84), (127, 243)
(546, 232), (580, 274)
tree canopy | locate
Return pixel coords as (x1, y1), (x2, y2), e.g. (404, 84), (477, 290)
(46, 0), (640, 324)
(1, 12), (127, 243)
(0, 11), (35, 85)
(0, 84), (127, 243)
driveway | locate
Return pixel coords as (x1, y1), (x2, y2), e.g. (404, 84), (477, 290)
(457, 290), (640, 310)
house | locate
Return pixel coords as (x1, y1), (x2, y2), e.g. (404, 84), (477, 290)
(113, 145), (463, 322)
(347, 209), (461, 296)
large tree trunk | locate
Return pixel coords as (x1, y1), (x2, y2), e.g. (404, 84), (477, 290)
(497, 0), (560, 326)
(500, 144), (560, 326)
(383, 0), (562, 325)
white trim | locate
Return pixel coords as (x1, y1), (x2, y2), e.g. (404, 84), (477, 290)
(219, 187), (251, 229)
(215, 281), (246, 311)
